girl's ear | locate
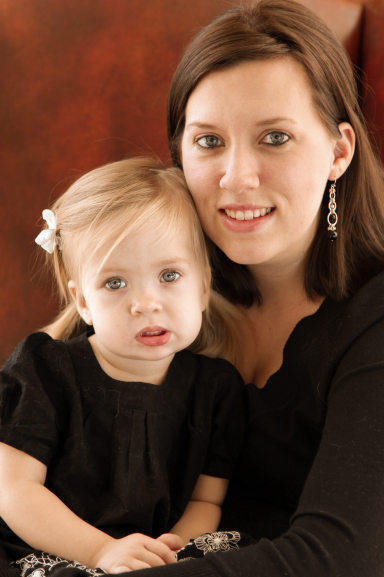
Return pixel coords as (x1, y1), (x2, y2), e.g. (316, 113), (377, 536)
(68, 280), (93, 325)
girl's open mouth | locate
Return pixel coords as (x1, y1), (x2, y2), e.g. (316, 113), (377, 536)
(135, 327), (171, 347)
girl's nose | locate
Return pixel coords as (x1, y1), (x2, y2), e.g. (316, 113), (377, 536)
(130, 294), (162, 316)
(219, 148), (260, 194)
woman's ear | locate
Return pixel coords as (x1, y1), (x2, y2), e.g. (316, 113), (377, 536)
(329, 122), (355, 179)
(68, 280), (93, 325)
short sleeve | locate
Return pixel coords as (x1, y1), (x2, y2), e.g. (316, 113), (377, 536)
(202, 362), (245, 479)
(0, 332), (68, 466)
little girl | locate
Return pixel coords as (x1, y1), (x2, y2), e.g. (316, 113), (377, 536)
(0, 158), (245, 576)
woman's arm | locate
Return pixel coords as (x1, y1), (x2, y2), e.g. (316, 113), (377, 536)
(170, 475), (229, 545)
(0, 443), (180, 573)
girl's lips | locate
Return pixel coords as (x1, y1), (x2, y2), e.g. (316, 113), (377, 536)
(135, 326), (171, 347)
(219, 207), (275, 232)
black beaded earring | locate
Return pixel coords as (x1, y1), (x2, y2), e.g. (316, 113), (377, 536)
(327, 179), (338, 241)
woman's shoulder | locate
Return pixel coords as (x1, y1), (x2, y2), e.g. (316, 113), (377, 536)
(332, 271), (384, 340)
(348, 270), (384, 307)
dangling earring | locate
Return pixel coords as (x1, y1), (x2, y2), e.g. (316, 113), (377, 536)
(327, 179), (338, 241)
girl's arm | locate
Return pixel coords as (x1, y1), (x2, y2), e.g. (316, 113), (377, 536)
(169, 474), (229, 546)
(0, 443), (181, 573)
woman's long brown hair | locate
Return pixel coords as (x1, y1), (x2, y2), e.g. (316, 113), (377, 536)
(167, 0), (384, 306)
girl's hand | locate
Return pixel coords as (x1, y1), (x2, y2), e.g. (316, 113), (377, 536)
(157, 533), (183, 552)
(94, 533), (181, 573)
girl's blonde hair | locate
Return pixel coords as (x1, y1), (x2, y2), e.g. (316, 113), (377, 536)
(39, 157), (245, 372)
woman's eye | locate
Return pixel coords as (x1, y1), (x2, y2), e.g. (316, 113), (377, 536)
(105, 278), (126, 290)
(160, 271), (180, 283)
(262, 132), (290, 146)
(196, 135), (223, 149)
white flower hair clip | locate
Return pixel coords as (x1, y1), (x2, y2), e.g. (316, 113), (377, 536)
(35, 209), (57, 254)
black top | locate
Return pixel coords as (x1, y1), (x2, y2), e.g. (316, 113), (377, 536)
(0, 331), (244, 562)
(118, 272), (384, 577)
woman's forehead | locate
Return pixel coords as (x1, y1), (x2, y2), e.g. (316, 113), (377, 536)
(184, 58), (319, 128)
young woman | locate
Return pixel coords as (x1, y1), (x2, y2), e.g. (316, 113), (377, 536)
(132, 0), (384, 575)
(0, 158), (245, 575)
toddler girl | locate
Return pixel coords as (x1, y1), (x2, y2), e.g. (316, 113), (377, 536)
(0, 158), (244, 576)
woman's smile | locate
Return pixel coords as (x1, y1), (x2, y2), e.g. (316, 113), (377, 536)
(223, 207), (274, 221)
(219, 206), (275, 233)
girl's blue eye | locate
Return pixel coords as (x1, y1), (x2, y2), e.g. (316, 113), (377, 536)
(196, 135), (223, 149)
(160, 271), (180, 283)
(262, 132), (290, 146)
(105, 278), (126, 290)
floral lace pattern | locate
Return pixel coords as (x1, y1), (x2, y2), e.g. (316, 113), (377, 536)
(194, 531), (241, 554)
(15, 553), (106, 577)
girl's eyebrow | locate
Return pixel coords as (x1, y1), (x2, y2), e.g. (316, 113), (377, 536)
(157, 257), (190, 267)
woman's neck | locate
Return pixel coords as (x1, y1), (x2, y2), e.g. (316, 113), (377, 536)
(242, 258), (325, 388)
(248, 255), (310, 311)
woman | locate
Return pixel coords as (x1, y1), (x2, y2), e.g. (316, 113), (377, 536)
(134, 0), (384, 575)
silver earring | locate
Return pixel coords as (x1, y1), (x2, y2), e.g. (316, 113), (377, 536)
(327, 179), (338, 241)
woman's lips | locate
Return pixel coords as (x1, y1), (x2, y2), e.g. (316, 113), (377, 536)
(219, 207), (275, 232)
(135, 326), (171, 347)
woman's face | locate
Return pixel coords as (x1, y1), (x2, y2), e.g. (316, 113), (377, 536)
(181, 58), (339, 270)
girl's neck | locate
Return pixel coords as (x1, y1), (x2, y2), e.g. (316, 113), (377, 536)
(88, 334), (174, 385)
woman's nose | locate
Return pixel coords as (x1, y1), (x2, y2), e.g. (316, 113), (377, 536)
(219, 148), (260, 194)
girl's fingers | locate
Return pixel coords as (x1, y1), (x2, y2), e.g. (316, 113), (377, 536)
(137, 549), (167, 567)
(144, 538), (178, 564)
(157, 533), (183, 551)
(127, 560), (152, 571)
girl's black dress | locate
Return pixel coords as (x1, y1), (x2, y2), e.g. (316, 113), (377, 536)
(0, 331), (244, 574)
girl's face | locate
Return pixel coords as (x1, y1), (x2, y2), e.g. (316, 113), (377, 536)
(70, 223), (207, 378)
(181, 58), (348, 271)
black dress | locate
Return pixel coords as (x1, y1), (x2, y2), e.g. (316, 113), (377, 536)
(0, 330), (244, 571)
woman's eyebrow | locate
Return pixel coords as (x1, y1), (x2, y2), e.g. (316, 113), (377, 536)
(256, 116), (298, 127)
(185, 122), (218, 131)
(185, 117), (298, 131)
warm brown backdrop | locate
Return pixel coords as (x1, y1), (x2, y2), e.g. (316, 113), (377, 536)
(0, 0), (383, 365)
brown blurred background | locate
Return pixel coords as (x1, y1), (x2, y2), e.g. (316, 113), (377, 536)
(0, 0), (383, 365)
